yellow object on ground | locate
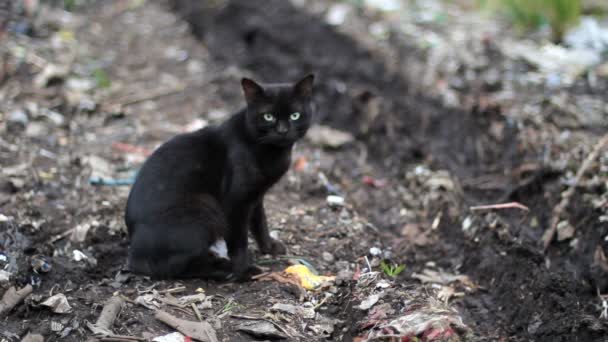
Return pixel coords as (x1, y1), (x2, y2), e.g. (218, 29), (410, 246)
(285, 265), (335, 290)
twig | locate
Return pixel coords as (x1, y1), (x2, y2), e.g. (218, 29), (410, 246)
(0, 284), (33, 317)
(191, 303), (203, 322)
(159, 286), (187, 294)
(87, 296), (125, 336)
(49, 228), (75, 244)
(155, 310), (218, 342)
(106, 84), (186, 108)
(542, 133), (608, 251)
(470, 202), (530, 212)
(99, 335), (146, 341)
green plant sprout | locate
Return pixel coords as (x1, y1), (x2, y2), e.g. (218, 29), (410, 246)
(381, 260), (406, 278)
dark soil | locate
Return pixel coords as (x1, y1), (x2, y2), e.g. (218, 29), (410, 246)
(1, 0), (607, 341)
(169, 0), (608, 340)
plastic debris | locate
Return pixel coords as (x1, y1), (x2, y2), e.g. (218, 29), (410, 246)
(236, 320), (286, 340)
(326, 195), (345, 207)
(359, 293), (381, 311)
(71, 222), (94, 243)
(0, 270), (11, 283)
(152, 332), (187, 342)
(41, 293), (72, 313)
(284, 264), (335, 290)
(72, 250), (88, 262)
(369, 247), (382, 256)
(30, 255), (51, 273)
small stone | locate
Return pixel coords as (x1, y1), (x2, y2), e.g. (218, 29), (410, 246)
(322, 251), (335, 263)
(7, 109), (28, 132)
(369, 247), (382, 256)
(326, 195), (345, 207)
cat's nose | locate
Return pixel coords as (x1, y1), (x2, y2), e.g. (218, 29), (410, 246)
(276, 122), (289, 135)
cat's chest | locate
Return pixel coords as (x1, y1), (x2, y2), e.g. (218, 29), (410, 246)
(227, 148), (290, 196)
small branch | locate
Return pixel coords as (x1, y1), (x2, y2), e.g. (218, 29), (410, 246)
(155, 310), (218, 342)
(0, 284), (34, 317)
(542, 133), (608, 251)
(105, 84), (186, 109)
(87, 296), (125, 336)
(470, 202), (530, 212)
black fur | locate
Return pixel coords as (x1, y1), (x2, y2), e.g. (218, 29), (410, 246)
(125, 75), (314, 280)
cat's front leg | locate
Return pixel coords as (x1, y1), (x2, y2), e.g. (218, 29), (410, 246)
(251, 200), (286, 255)
(226, 205), (261, 281)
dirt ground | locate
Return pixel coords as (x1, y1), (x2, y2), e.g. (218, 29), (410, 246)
(1, 0), (608, 341)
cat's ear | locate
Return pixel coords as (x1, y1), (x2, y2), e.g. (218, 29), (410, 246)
(293, 74), (314, 100)
(241, 78), (266, 104)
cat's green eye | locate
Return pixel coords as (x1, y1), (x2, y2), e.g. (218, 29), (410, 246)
(263, 113), (275, 122)
(290, 112), (301, 121)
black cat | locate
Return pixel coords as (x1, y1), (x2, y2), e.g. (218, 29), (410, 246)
(125, 75), (314, 280)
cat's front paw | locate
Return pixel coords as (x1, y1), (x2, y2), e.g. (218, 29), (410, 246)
(230, 264), (263, 282)
(261, 239), (286, 256)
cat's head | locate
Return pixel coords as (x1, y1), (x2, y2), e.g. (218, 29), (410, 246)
(241, 74), (314, 147)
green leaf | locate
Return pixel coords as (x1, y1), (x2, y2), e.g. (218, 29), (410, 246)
(93, 69), (111, 89)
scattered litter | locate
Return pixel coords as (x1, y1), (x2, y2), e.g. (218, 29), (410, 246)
(470, 202), (530, 212)
(556, 220), (576, 241)
(271, 303), (315, 319)
(20, 333), (44, 342)
(41, 293), (72, 314)
(71, 222), (94, 243)
(369, 247), (382, 256)
(0, 284), (33, 317)
(362, 175), (386, 188)
(364, 0), (401, 12)
(285, 265), (335, 290)
(412, 269), (474, 288)
(7, 109), (28, 132)
(0, 270), (11, 283)
(503, 41), (601, 85)
(359, 293), (381, 311)
(306, 125), (354, 148)
(72, 250), (87, 262)
(326, 195), (345, 207)
(236, 320), (286, 340)
(87, 296), (125, 336)
(111, 142), (154, 156)
(153, 332), (187, 342)
(135, 292), (162, 310)
(155, 310), (218, 342)
(293, 156), (308, 172)
(30, 255), (51, 273)
(34, 63), (69, 88)
(322, 251), (335, 263)
(366, 298), (468, 340)
(51, 321), (64, 332)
